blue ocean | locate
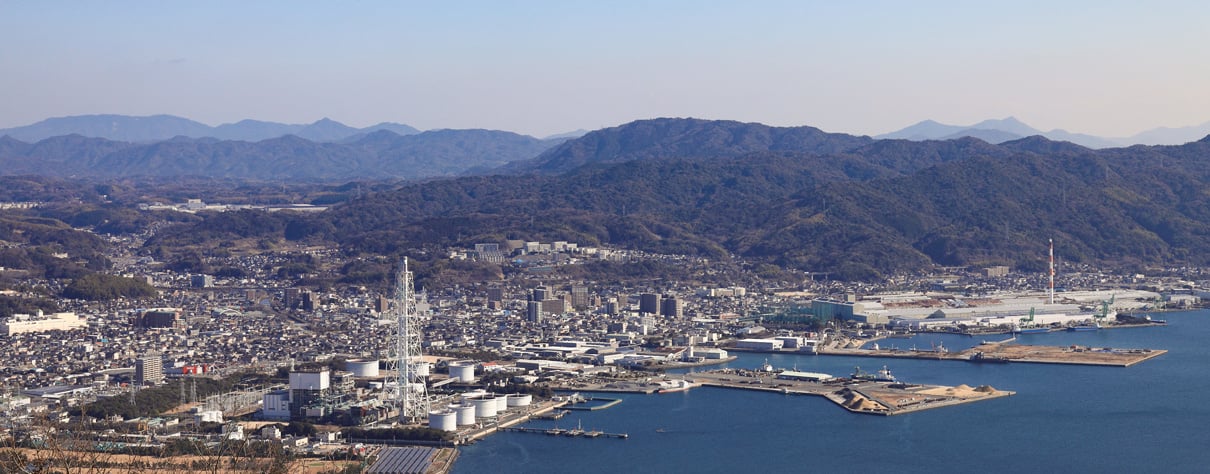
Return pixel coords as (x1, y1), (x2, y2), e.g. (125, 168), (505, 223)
(453, 310), (1210, 473)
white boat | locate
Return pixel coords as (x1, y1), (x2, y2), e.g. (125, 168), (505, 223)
(657, 379), (697, 393)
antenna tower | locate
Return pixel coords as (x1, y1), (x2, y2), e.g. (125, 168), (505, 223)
(384, 258), (430, 423)
(1048, 238), (1055, 305)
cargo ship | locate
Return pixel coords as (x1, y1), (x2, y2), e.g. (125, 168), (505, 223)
(851, 365), (897, 382)
(970, 351), (1010, 363)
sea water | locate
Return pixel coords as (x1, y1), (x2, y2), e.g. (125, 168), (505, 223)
(452, 310), (1210, 473)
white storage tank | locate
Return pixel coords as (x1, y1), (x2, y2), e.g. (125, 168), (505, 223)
(428, 410), (457, 432)
(454, 404), (476, 425)
(345, 359), (380, 377)
(493, 393), (508, 412)
(460, 389), (487, 401)
(472, 396), (497, 418)
(506, 394), (533, 407)
(449, 362), (476, 383)
(415, 362), (431, 377)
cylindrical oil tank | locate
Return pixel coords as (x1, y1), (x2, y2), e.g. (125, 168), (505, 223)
(449, 362), (475, 383)
(507, 394), (533, 407)
(493, 393), (508, 412)
(454, 404), (476, 425)
(415, 362), (431, 377)
(460, 389), (487, 400)
(345, 359), (380, 377)
(472, 396), (497, 418)
(428, 410), (457, 432)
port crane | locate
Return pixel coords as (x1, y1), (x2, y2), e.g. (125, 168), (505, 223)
(1094, 295), (1115, 320)
(1020, 307), (1036, 324)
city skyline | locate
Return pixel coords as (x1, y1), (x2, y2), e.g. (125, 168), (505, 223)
(3, 1), (1209, 137)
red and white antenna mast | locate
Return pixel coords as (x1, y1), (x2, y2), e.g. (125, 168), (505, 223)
(1048, 239), (1055, 305)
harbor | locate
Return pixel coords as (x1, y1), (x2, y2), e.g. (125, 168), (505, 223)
(452, 310), (1210, 473)
(435, 324), (1166, 452)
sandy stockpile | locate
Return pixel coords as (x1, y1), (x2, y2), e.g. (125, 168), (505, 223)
(842, 390), (887, 411)
(918, 384), (1000, 398)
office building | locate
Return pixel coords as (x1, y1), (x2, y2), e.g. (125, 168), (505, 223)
(135, 353), (165, 385)
(639, 293), (661, 315)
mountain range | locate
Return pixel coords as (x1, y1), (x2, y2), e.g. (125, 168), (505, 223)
(0, 114), (423, 143)
(878, 116), (1210, 149)
(5, 113), (1210, 150)
(125, 116), (1210, 280)
(0, 129), (561, 180)
(7, 113), (1210, 278)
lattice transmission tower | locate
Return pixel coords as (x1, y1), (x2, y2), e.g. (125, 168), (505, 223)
(383, 258), (430, 423)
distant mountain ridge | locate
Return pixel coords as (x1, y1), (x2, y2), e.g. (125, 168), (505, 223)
(0, 114), (421, 143)
(0, 129), (558, 180)
(6, 113), (1210, 149)
(5, 114), (1210, 183)
(879, 116), (1210, 149)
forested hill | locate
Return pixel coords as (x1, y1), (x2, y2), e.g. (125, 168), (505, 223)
(145, 133), (1210, 279)
(497, 118), (876, 175)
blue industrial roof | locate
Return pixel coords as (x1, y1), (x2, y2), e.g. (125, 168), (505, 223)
(367, 446), (436, 474)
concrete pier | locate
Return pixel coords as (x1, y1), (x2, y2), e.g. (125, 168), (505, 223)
(818, 342), (1166, 367)
(689, 370), (1014, 416)
(564, 397), (623, 411)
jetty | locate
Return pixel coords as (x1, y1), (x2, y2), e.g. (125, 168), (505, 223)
(500, 425), (628, 439)
(564, 396), (623, 411)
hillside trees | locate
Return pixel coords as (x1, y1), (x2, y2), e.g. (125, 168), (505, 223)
(62, 273), (157, 301)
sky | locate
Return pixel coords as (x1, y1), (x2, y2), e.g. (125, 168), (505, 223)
(2, 1), (1209, 138)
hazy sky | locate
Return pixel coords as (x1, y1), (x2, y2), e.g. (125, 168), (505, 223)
(2, 1), (1208, 137)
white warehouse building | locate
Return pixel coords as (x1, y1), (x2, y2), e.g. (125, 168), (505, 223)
(1, 311), (88, 336)
(735, 338), (784, 351)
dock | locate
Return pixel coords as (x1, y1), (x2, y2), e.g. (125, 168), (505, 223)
(533, 409), (570, 420)
(818, 342), (1166, 367)
(499, 426), (628, 439)
(689, 371), (1014, 416)
(963, 342), (1166, 367)
(564, 396), (623, 411)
